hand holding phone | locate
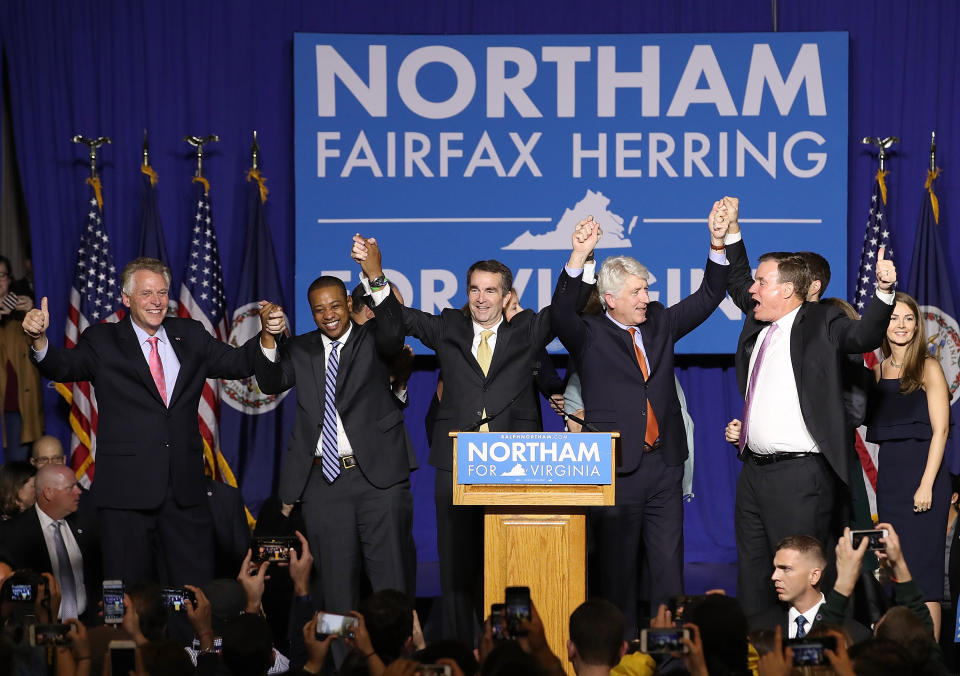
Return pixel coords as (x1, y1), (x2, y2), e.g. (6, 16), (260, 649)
(504, 586), (531, 637)
(640, 628), (691, 654)
(849, 529), (887, 551)
(102, 580), (125, 624)
(787, 637), (837, 667)
(315, 612), (358, 639)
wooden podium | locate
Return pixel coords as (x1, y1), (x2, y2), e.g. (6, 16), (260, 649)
(451, 431), (617, 676)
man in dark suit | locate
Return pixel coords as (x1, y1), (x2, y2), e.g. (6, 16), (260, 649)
(717, 197), (897, 616)
(4, 464), (100, 623)
(748, 534), (871, 642)
(255, 276), (416, 616)
(551, 213), (732, 638)
(351, 231), (593, 647)
(21, 257), (273, 586)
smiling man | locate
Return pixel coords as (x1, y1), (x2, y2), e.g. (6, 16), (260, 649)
(550, 207), (731, 639)
(720, 196), (898, 617)
(351, 231), (594, 647)
(254, 276), (417, 619)
(21, 257), (279, 586)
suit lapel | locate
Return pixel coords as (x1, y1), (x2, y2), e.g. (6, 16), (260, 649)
(335, 324), (362, 407)
(790, 304), (808, 391)
(164, 321), (190, 407)
(486, 319), (513, 378)
(117, 316), (167, 408)
(456, 317), (485, 379)
(310, 332), (328, 411)
(603, 317), (644, 379)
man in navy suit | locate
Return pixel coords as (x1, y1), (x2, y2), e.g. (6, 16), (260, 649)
(21, 257), (280, 586)
(551, 211), (731, 638)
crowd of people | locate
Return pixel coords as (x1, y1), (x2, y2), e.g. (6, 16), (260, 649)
(0, 194), (955, 675)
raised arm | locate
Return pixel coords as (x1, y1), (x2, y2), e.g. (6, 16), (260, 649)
(832, 246), (896, 353)
(351, 233), (446, 350)
(719, 197), (755, 314)
(551, 218), (601, 355)
(666, 203), (732, 340)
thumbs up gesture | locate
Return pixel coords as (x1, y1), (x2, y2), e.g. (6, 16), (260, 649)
(22, 296), (50, 348)
(875, 246), (897, 292)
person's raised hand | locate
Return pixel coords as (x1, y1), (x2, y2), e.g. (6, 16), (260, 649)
(288, 530), (314, 597)
(237, 548), (270, 614)
(876, 246), (897, 292)
(22, 296), (49, 347)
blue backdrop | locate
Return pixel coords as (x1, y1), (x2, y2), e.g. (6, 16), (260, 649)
(2, 0), (960, 593)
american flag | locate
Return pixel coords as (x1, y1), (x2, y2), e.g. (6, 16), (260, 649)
(854, 169), (894, 312)
(177, 177), (228, 479)
(851, 167), (895, 518)
(58, 177), (125, 488)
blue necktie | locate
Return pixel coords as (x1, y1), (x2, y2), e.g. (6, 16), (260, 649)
(795, 615), (807, 638)
(52, 522), (78, 620)
(320, 340), (342, 483)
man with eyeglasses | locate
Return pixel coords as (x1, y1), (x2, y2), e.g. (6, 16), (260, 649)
(30, 435), (66, 468)
(21, 257), (284, 587)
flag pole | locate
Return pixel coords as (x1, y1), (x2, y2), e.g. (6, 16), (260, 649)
(861, 135), (898, 172)
(930, 131), (937, 172)
(142, 129), (150, 167)
(251, 130), (260, 171)
(184, 134), (220, 179)
(71, 135), (112, 179)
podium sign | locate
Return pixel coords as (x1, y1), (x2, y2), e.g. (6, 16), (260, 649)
(456, 431), (613, 485)
(452, 431), (617, 676)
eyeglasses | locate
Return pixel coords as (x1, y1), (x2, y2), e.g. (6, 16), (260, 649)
(33, 455), (66, 466)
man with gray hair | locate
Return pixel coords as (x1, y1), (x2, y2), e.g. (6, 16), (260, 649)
(551, 209), (731, 638)
(21, 257), (285, 586)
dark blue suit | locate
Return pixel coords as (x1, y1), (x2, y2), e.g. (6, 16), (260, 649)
(33, 314), (260, 585)
(551, 257), (729, 637)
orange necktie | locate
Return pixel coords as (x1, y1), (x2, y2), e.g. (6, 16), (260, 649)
(628, 327), (659, 448)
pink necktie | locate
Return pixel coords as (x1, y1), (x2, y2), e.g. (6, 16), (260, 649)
(147, 336), (167, 405)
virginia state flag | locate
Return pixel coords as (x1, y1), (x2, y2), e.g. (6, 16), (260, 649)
(906, 168), (960, 473)
(137, 164), (170, 263)
(219, 169), (291, 519)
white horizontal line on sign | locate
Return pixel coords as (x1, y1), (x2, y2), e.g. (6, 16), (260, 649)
(317, 217), (553, 223)
(642, 218), (823, 224)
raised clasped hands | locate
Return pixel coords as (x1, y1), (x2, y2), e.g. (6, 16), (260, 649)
(708, 196), (738, 245)
(351, 233), (384, 279)
(258, 301), (286, 335)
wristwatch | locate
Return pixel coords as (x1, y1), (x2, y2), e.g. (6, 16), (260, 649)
(369, 275), (388, 290)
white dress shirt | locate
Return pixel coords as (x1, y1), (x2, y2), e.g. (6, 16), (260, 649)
(261, 325), (356, 458)
(36, 504), (87, 618)
(787, 593), (825, 638)
(744, 305), (820, 454)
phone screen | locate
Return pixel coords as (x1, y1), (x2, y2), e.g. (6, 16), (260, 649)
(504, 586), (531, 636)
(103, 581), (125, 624)
(110, 644), (136, 675)
(315, 612), (358, 639)
(490, 603), (507, 641)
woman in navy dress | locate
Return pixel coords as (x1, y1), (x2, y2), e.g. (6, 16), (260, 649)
(867, 292), (951, 638)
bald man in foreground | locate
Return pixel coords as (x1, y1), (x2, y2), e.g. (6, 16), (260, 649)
(4, 464), (101, 622)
